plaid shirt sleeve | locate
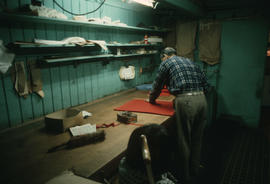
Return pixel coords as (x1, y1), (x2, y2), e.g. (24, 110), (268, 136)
(149, 62), (168, 103)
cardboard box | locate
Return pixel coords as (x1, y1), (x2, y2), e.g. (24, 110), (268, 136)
(45, 108), (84, 133)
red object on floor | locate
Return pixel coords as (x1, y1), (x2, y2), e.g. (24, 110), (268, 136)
(96, 122), (120, 128)
(114, 99), (174, 116)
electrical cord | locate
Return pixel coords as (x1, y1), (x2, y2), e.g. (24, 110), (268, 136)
(52, 0), (106, 16)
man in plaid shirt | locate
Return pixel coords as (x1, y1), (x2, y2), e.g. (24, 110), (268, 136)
(149, 47), (210, 184)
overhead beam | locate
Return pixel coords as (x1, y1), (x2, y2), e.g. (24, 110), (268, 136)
(161, 0), (205, 17)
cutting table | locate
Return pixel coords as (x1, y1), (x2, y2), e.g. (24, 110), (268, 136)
(0, 89), (174, 184)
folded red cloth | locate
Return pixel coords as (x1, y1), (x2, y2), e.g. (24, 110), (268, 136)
(114, 99), (174, 116)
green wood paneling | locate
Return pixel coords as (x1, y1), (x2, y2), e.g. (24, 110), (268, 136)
(84, 63), (93, 102)
(77, 63), (87, 104)
(0, 0), (160, 131)
(3, 73), (22, 126)
(50, 67), (63, 111)
(59, 66), (71, 109)
(91, 62), (98, 100)
(0, 75), (9, 129)
(96, 61), (104, 98)
(6, 0), (19, 10)
(217, 19), (268, 127)
(42, 68), (54, 115)
(68, 65), (79, 107)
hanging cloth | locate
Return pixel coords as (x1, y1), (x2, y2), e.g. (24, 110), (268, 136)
(163, 25), (176, 48)
(14, 62), (29, 98)
(27, 60), (44, 98)
(176, 21), (197, 61)
(199, 20), (222, 65)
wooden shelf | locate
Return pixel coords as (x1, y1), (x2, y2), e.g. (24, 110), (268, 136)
(0, 12), (169, 33)
(44, 53), (157, 63)
(44, 54), (114, 63)
(11, 43), (160, 48)
(113, 53), (156, 57)
(106, 43), (161, 47)
(9, 43), (96, 48)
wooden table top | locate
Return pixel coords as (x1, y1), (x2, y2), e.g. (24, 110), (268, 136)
(0, 89), (174, 184)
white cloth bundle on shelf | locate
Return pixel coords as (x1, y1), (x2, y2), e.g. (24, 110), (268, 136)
(0, 40), (15, 74)
(29, 5), (68, 19)
(119, 66), (135, 80)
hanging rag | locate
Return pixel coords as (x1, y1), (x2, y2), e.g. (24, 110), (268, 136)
(163, 25), (176, 48)
(176, 21), (197, 61)
(14, 62), (29, 98)
(199, 20), (222, 65)
(27, 60), (44, 98)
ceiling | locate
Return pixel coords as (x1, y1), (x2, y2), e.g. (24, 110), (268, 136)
(155, 0), (270, 17)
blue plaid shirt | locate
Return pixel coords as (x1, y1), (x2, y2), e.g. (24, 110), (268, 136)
(150, 56), (209, 102)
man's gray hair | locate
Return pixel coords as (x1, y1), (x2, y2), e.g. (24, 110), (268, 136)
(160, 47), (177, 58)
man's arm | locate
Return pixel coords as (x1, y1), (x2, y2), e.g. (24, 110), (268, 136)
(149, 63), (168, 104)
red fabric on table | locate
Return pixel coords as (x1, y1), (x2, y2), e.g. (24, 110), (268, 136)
(114, 99), (174, 116)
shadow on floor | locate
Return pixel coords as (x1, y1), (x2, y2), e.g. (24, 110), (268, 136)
(195, 115), (270, 184)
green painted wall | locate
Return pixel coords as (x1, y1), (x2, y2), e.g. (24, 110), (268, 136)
(192, 16), (269, 127)
(0, 0), (161, 131)
(216, 19), (269, 127)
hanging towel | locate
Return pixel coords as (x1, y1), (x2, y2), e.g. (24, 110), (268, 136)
(27, 60), (44, 98)
(176, 21), (197, 60)
(14, 62), (29, 97)
(163, 25), (176, 48)
(199, 20), (222, 65)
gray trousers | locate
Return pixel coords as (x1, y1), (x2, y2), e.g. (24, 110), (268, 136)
(173, 93), (207, 182)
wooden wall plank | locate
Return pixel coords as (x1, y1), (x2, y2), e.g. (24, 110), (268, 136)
(80, 0), (87, 17)
(72, 0), (80, 15)
(91, 62), (98, 100)
(50, 67), (63, 111)
(59, 66), (71, 109)
(6, 0), (18, 10)
(83, 62), (93, 103)
(77, 63), (86, 105)
(111, 60), (121, 93)
(68, 65), (79, 107)
(20, 0), (31, 6)
(62, 0), (72, 19)
(0, 75), (10, 130)
(2, 74), (22, 126)
(102, 63), (109, 96)
(41, 68), (54, 115)
(96, 61), (104, 99)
